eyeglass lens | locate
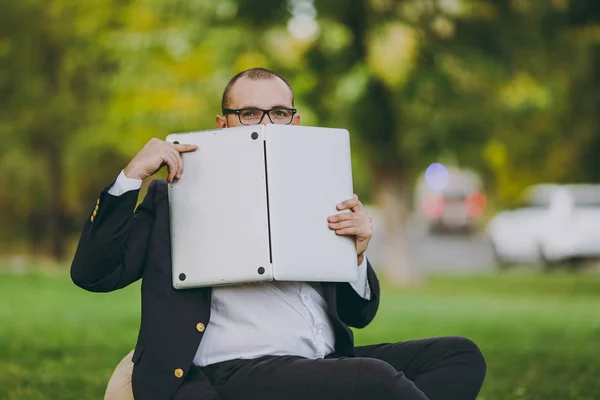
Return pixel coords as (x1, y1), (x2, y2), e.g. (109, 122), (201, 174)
(239, 108), (294, 125)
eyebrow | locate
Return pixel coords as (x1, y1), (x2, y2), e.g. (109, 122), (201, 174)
(235, 104), (293, 110)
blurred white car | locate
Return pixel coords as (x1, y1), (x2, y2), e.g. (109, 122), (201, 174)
(488, 184), (600, 267)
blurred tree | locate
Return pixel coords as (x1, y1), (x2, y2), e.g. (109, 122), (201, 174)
(298, 0), (496, 283)
(0, 0), (127, 259)
(450, 0), (600, 204)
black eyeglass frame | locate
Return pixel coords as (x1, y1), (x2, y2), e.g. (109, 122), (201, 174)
(222, 107), (298, 125)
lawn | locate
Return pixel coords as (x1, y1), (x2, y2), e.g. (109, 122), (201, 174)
(1, 266), (599, 400)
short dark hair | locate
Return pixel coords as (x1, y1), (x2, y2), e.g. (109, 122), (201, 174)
(221, 67), (294, 112)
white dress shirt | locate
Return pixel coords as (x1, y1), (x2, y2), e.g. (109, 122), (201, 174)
(109, 170), (371, 366)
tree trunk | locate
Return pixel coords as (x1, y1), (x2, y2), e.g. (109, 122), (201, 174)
(40, 39), (66, 261)
(28, 209), (45, 258)
(374, 169), (422, 285)
(47, 143), (66, 261)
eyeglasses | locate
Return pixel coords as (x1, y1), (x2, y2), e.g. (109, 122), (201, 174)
(223, 107), (297, 125)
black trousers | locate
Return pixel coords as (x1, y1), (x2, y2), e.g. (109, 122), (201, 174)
(183, 336), (486, 400)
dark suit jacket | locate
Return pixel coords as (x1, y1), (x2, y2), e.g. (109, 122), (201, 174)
(70, 179), (381, 400)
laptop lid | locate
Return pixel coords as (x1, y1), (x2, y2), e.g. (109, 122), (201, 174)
(265, 125), (358, 282)
(167, 124), (357, 288)
(167, 125), (272, 289)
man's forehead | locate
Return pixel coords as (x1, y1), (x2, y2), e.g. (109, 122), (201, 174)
(227, 77), (293, 109)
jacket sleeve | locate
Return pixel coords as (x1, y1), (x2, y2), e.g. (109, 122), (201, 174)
(70, 179), (157, 293)
(335, 260), (381, 328)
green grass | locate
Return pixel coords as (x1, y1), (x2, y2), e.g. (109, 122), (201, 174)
(1, 267), (600, 399)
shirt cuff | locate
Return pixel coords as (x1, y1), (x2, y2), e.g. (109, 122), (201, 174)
(108, 170), (143, 196)
(349, 255), (371, 300)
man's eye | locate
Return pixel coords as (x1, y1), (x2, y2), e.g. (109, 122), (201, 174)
(241, 110), (258, 117)
(272, 109), (291, 117)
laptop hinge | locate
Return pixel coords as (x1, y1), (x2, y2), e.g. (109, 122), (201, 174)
(263, 140), (273, 265)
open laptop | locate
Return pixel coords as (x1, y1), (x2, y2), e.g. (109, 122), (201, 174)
(166, 124), (357, 289)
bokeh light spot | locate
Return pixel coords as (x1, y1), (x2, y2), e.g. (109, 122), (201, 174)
(425, 163), (449, 191)
(423, 192), (445, 219)
(465, 191), (487, 218)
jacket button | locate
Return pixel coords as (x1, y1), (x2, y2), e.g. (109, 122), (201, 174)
(196, 322), (205, 332)
(174, 368), (184, 378)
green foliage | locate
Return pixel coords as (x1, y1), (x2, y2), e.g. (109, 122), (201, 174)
(0, 0), (127, 257)
(1, 268), (600, 399)
(2, 0), (600, 257)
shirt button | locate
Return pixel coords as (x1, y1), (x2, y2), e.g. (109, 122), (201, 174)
(196, 322), (205, 332)
(174, 368), (184, 378)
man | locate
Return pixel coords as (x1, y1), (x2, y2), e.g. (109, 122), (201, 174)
(71, 68), (486, 400)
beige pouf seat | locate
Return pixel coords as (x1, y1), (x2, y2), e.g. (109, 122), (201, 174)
(104, 350), (135, 400)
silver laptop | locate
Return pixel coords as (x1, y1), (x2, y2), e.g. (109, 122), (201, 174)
(166, 124), (357, 289)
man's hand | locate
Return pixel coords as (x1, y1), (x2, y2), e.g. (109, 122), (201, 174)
(123, 138), (197, 183)
(328, 194), (373, 265)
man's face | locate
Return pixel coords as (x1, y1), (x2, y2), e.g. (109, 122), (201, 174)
(216, 77), (301, 128)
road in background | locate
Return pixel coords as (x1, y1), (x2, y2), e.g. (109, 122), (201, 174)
(367, 230), (498, 275)
(366, 213), (600, 274)
(365, 209), (498, 274)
